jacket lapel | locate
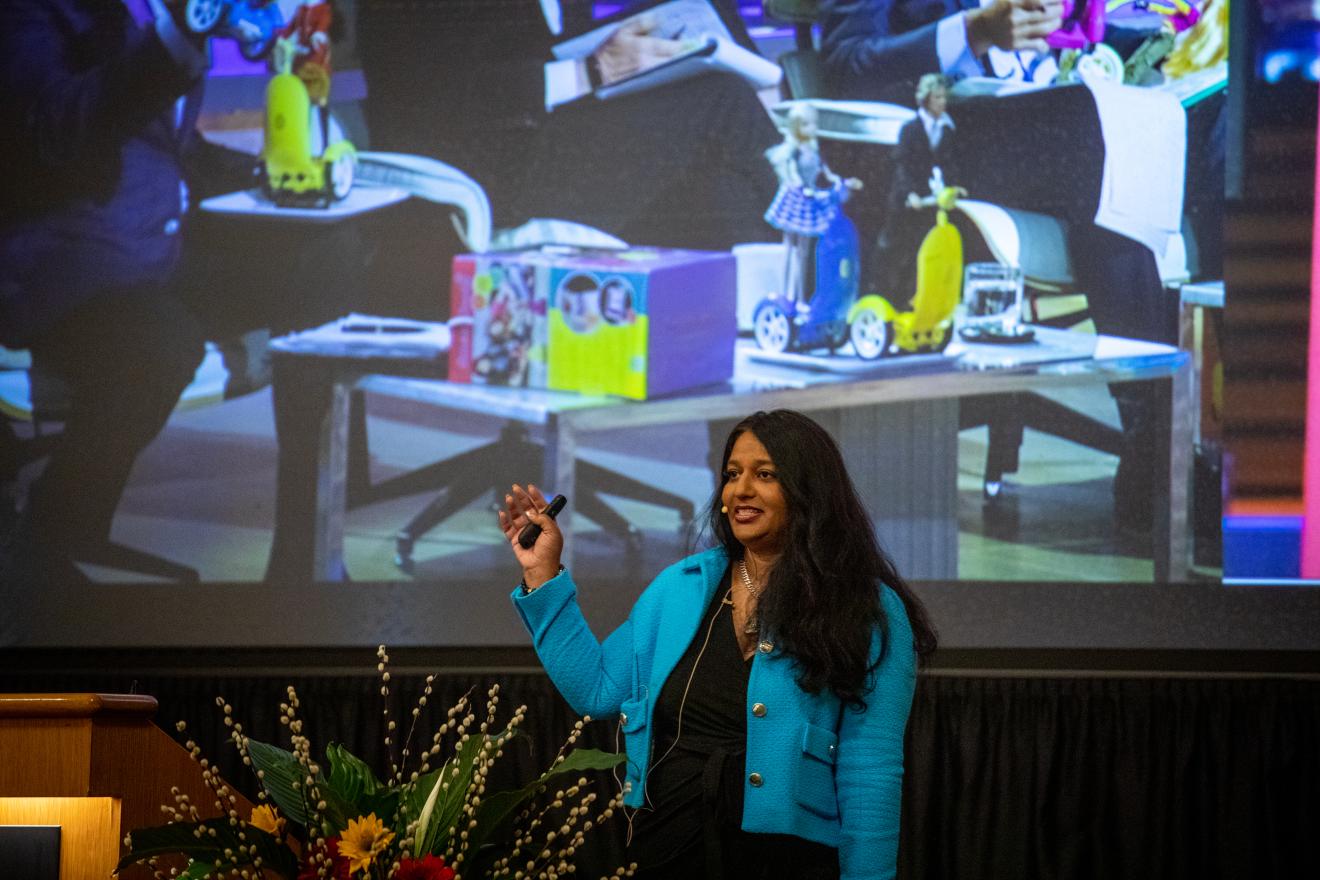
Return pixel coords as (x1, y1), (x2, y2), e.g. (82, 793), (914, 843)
(647, 549), (729, 697)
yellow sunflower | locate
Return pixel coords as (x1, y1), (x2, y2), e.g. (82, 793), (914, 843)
(337, 813), (396, 874)
(249, 804), (286, 839)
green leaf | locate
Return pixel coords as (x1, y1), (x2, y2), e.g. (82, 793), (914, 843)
(465, 748), (626, 858)
(326, 741), (386, 803)
(410, 766), (447, 858)
(416, 725), (510, 857)
(403, 765), (443, 841)
(246, 739), (315, 827)
(325, 742), (401, 831)
(178, 862), (219, 880)
(246, 738), (352, 836)
(116, 822), (225, 868)
(116, 819), (299, 878)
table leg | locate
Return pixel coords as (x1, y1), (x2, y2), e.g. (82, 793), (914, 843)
(542, 414), (577, 569)
(1152, 366), (1193, 582)
(1179, 298), (1203, 446)
(824, 401), (959, 580)
(266, 357), (349, 583)
(314, 381), (351, 581)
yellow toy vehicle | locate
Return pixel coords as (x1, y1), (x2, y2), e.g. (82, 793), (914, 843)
(847, 184), (965, 359)
(261, 64), (355, 207)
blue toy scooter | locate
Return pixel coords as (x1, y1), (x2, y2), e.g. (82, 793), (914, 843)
(183, 0), (283, 60)
(753, 180), (968, 360)
(752, 209), (861, 355)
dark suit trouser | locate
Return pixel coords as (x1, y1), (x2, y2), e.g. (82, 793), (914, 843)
(21, 218), (368, 560)
(26, 290), (206, 552)
(949, 86), (1184, 522)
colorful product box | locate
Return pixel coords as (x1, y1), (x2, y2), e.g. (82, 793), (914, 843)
(448, 253), (550, 388)
(450, 248), (736, 400)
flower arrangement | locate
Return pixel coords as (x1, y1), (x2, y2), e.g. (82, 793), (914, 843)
(117, 647), (632, 880)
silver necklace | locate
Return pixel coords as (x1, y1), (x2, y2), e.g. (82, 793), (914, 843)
(737, 559), (761, 635)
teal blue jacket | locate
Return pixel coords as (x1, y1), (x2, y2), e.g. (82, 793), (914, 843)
(511, 546), (917, 880)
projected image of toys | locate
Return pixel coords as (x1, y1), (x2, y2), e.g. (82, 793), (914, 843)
(0, 0), (1227, 593)
(185, 0), (357, 208)
(752, 103), (972, 361)
(183, 0), (284, 60)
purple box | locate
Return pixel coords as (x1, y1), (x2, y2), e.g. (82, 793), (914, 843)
(545, 248), (736, 399)
(454, 247), (735, 399)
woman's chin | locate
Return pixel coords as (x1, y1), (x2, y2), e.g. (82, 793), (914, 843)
(732, 527), (783, 554)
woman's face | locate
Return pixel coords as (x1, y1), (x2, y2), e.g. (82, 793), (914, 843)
(790, 112), (816, 144)
(721, 431), (788, 556)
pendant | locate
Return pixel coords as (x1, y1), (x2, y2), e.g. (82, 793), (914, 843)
(743, 613), (758, 636)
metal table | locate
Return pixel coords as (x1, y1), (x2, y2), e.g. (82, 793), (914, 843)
(1178, 280), (1224, 446)
(264, 328), (1191, 583)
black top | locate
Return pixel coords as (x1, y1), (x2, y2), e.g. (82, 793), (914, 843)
(627, 569), (838, 880)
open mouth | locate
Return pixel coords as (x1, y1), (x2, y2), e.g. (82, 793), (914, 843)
(732, 506), (763, 523)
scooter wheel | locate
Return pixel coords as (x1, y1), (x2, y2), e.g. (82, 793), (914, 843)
(850, 309), (892, 360)
(184, 0), (224, 34)
(328, 152), (356, 201)
(753, 302), (794, 354)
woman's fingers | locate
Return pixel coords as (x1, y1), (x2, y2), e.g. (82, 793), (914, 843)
(502, 483), (558, 537)
(499, 482), (565, 587)
(501, 482), (540, 539)
(497, 505), (518, 540)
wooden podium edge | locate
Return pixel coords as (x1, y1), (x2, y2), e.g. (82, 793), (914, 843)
(0, 693), (158, 718)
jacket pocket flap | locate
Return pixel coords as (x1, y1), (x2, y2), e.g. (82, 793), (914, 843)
(801, 723), (838, 765)
(619, 696), (648, 733)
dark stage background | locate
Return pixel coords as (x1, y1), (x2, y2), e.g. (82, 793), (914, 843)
(4, 3), (1320, 877)
(2, 646), (1316, 879)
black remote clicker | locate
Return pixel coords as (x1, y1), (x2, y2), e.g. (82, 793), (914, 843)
(518, 494), (567, 549)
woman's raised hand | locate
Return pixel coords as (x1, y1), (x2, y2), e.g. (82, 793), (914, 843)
(498, 483), (564, 590)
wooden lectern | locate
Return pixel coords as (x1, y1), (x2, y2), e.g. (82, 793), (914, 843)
(0, 693), (254, 880)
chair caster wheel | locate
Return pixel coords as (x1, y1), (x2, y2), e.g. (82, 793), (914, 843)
(394, 535), (415, 574)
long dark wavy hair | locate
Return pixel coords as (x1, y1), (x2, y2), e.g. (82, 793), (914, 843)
(708, 410), (938, 708)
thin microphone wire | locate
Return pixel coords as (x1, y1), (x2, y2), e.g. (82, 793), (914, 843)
(623, 585), (735, 847)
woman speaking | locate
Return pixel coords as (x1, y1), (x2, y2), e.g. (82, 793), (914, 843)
(500, 409), (937, 879)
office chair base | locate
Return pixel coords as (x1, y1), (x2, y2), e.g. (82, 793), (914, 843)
(350, 421), (692, 574)
(73, 541), (201, 583)
(963, 391), (1123, 502)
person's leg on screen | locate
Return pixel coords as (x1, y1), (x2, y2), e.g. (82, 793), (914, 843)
(16, 290), (206, 582)
(1069, 224), (1179, 532)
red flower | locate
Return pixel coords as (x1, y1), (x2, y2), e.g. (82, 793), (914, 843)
(297, 836), (352, 880)
(396, 854), (456, 880)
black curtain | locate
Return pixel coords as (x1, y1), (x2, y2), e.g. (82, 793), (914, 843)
(902, 675), (1320, 880)
(3, 666), (1316, 879)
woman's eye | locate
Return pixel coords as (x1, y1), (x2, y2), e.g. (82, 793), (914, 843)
(723, 470), (738, 481)
(758, 470), (776, 480)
